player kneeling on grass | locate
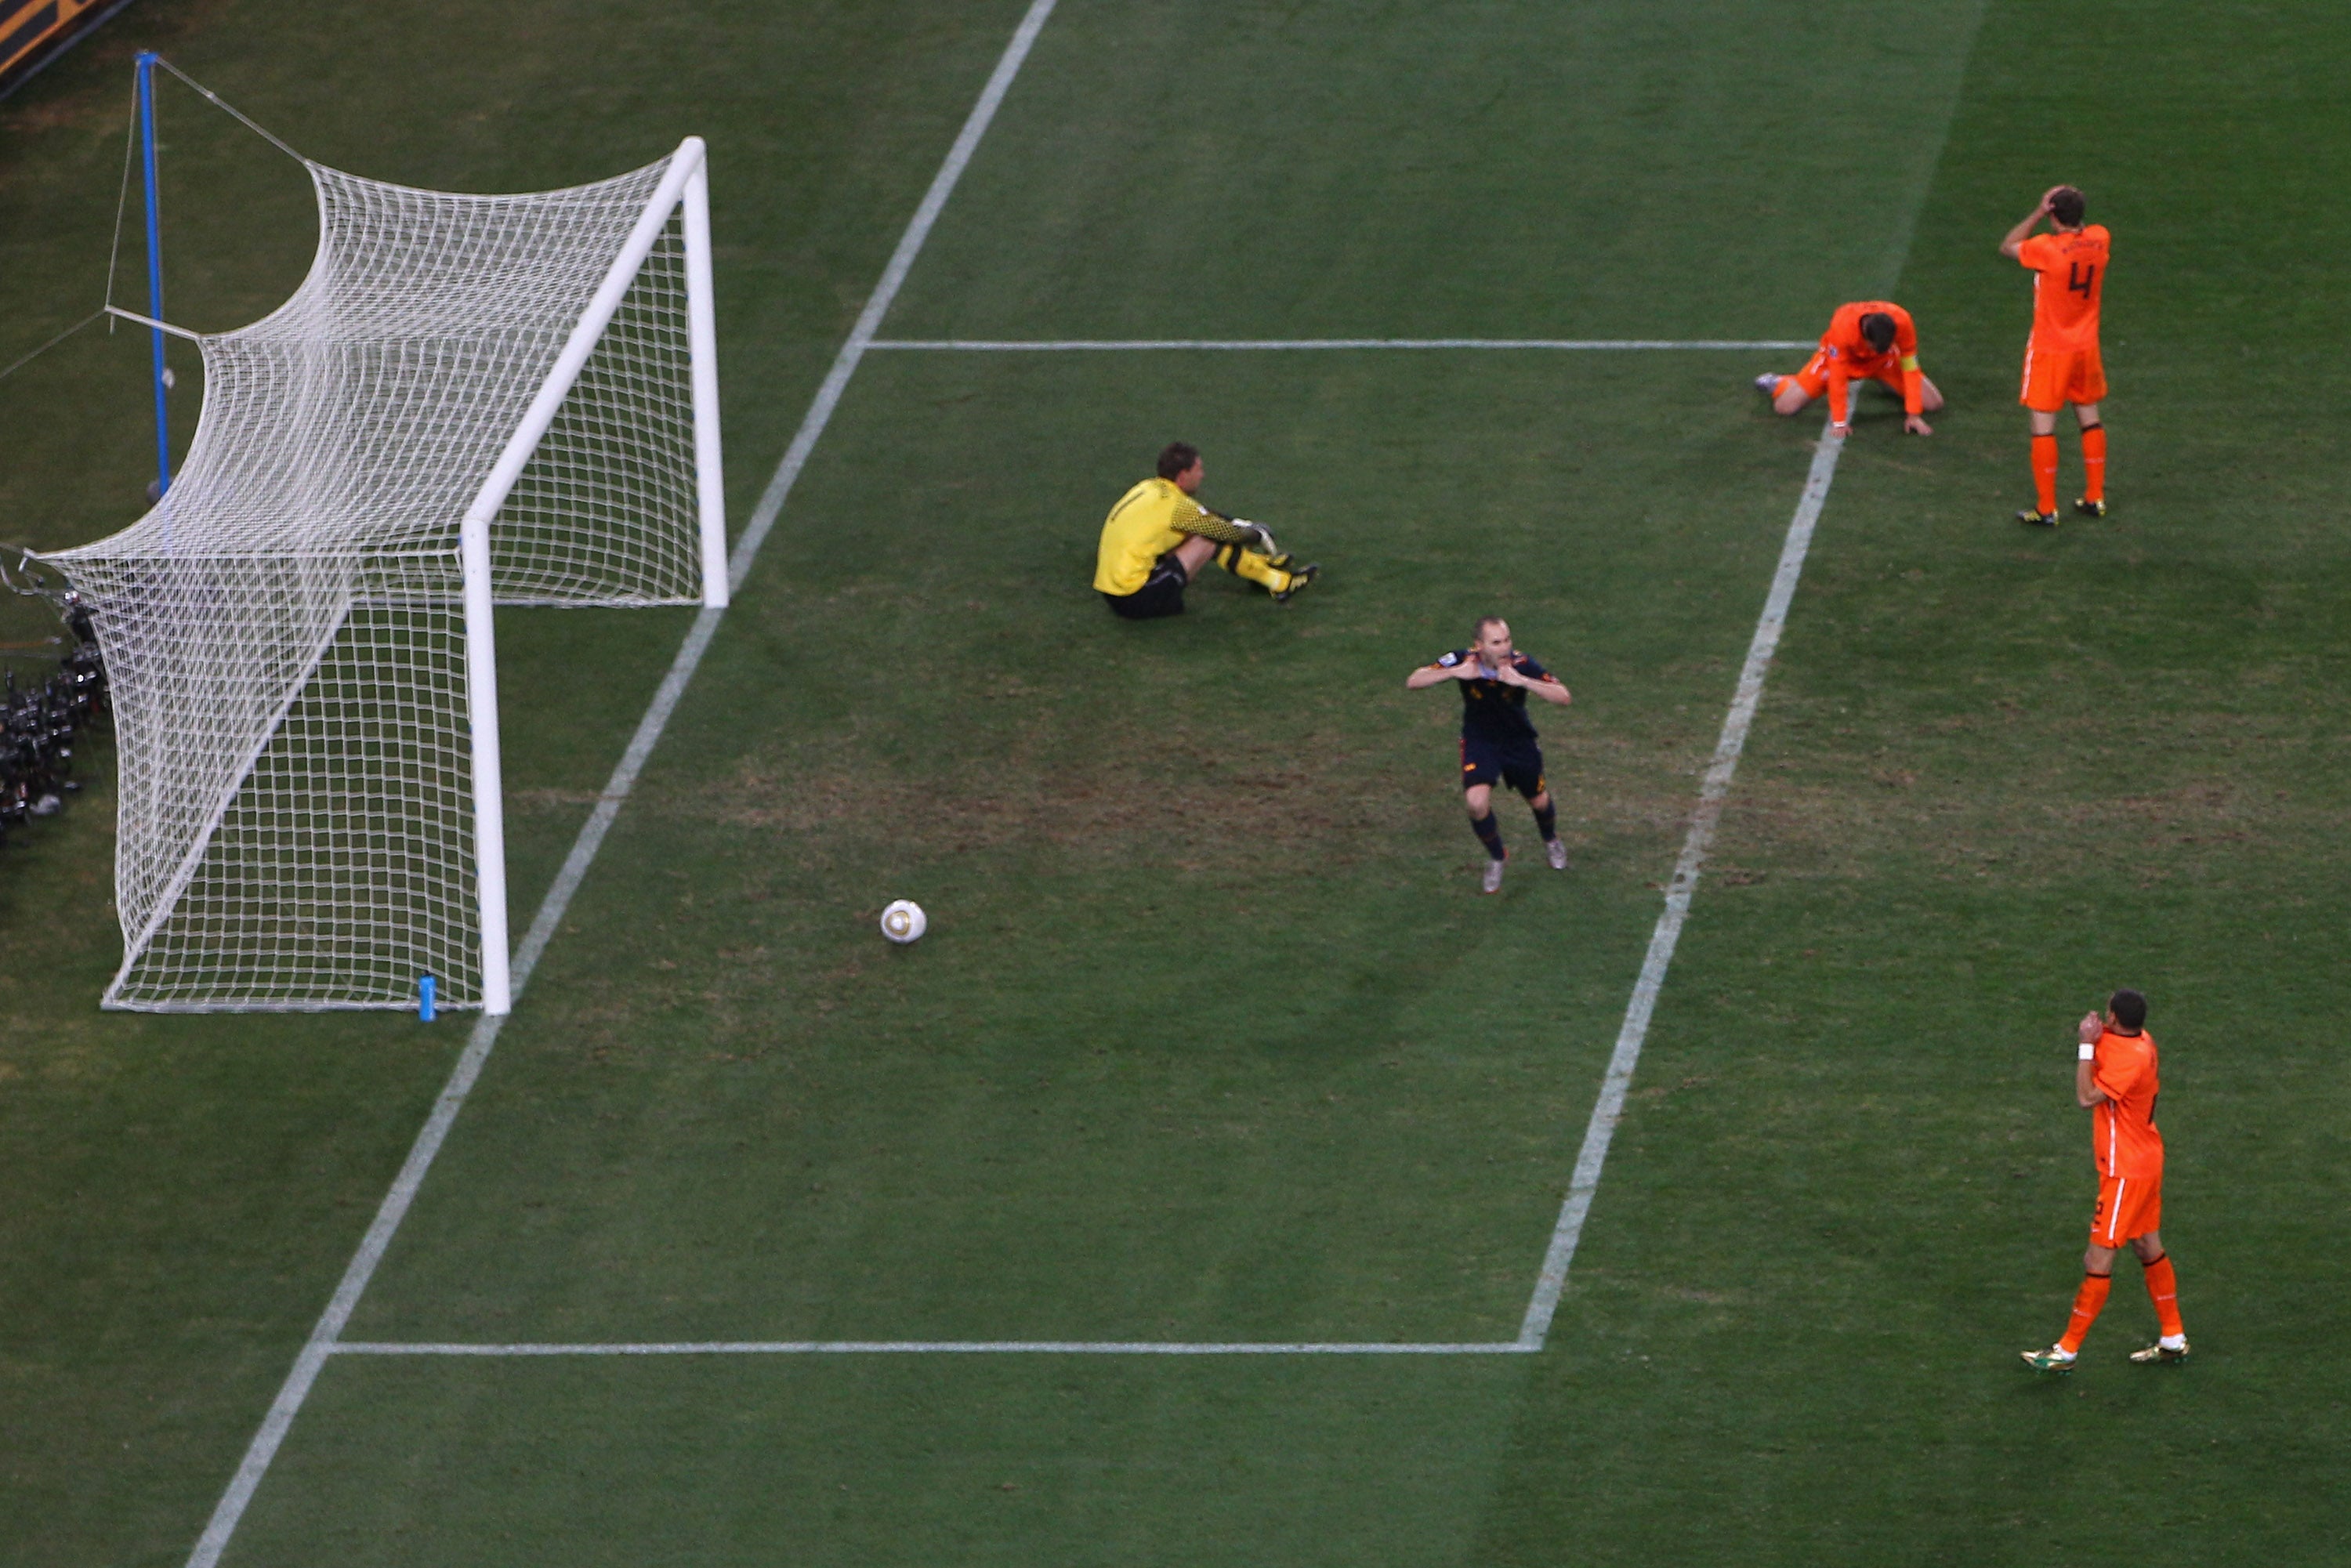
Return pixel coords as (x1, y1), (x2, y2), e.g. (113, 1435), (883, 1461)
(2022, 989), (2190, 1374)
(1406, 617), (1571, 894)
(1094, 442), (1317, 619)
(1755, 300), (1941, 436)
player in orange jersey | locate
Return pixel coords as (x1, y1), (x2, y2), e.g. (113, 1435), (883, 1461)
(2001, 185), (2112, 526)
(1755, 300), (1941, 435)
(2022, 989), (2190, 1373)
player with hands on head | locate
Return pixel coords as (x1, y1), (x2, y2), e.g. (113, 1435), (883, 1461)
(1755, 300), (1941, 436)
(2021, 987), (2190, 1374)
(1406, 616), (1571, 894)
(1093, 442), (1317, 620)
(2000, 184), (2112, 526)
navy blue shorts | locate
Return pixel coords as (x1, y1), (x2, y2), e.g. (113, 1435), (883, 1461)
(1461, 737), (1546, 796)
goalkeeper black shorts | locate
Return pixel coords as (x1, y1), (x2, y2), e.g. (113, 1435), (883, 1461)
(1103, 552), (1188, 620)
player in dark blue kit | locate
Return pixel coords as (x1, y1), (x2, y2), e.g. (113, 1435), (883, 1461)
(1405, 616), (1574, 893)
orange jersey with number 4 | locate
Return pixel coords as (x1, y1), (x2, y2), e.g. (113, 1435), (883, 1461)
(2019, 226), (2110, 353)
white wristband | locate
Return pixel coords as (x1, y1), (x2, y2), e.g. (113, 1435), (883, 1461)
(2078, 1044), (2096, 1061)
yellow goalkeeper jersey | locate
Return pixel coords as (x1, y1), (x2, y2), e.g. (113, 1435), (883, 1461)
(1093, 477), (1241, 596)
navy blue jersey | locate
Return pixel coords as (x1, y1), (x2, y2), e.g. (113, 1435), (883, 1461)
(1431, 649), (1559, 744)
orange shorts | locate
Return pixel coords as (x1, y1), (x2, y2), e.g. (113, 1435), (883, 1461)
(2020, 341), (2106, 411)
(2088, 1171), (2161, 1248)
(1793, 349), (1904, 401)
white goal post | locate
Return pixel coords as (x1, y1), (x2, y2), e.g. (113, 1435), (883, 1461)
(44, 136), (726, 1015)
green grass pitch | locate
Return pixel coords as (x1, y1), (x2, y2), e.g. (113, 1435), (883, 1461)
(5, 0), (2351, 1563)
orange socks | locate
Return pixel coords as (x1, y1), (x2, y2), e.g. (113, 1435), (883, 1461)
(2029, 425), (2107, 513)
(2081, 423), (2107, 504)
(2030, 434), (2059, 516)
(2056, 1257), (2182, 1356)
(1773, 375), (1798, 400)
(2058, 1272), (2111, 1354)
(2143, 1253), (2184, 1339)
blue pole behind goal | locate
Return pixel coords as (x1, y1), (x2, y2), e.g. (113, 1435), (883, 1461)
(136, 50), (169, 498)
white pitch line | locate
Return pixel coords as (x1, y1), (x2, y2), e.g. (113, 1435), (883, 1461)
(870, 337), (1809, 352)
(1515, 419), (1846, 1349)
(177, 4), (1062, 1565)
(336, 1340), (1531, 1357)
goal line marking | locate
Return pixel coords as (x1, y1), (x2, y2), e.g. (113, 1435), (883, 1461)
(305, 414), (1849, 1367)
(336, 1340), (1531, 1357)
(870, 337), (1809, 351)
(177, 2), (1064, 1563)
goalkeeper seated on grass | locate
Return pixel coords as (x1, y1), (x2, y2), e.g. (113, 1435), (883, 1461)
(1093, 443), (1318, 619)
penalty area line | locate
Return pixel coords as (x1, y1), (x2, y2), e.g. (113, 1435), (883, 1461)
(869, 337), (1810, 352)
(335, 1340), (1532, 1356)
(1515, 419), (1847, 1350)
(176, 2), (1065, 1566)
(320, 418), (1848, 1370)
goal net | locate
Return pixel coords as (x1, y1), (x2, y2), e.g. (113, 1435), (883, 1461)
(43, 137), (726, 1014)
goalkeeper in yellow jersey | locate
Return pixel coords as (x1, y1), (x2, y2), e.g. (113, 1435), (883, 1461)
(1094, 443), (1319, 619)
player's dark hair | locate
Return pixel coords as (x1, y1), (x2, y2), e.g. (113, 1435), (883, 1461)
(2109, 988), (2147, 1030)
(1859, 312), (1896, 354)
(1473, 614), (1508, 642)
(1157, 442), (1201, 480)
(2049, 186), (2086, 227)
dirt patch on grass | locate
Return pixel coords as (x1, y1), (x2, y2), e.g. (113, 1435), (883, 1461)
(695, 733), (1393, 851)
(635, 719), (1712, 874)
(1718, 733), (2331, 888)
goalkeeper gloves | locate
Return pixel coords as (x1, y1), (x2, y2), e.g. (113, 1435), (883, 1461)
(1231, 519), (1279, 555)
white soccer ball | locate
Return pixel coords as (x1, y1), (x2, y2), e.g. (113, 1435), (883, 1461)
(879, 899), (927, 944)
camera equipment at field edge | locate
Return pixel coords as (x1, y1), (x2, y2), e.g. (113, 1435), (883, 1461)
(0, 550), (111, 853)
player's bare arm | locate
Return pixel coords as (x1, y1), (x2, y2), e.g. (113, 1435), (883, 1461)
(1493, 661), (1572, 706)
(2075, 1009), (2110, 1107)
(2002, 185), (2078, 256)
(1998, 186), (2063, 258)
(1997, 203), (2044, 259)
(1404, 658), (1481, 690)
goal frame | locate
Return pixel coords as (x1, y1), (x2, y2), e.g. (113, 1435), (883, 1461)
(56, 136), (728, 1016)
(457, 136), (729, 1015)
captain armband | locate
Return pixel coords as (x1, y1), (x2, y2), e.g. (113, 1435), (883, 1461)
(1899, 355), (1920, 372)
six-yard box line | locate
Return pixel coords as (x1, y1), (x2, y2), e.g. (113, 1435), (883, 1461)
(178, 0), (1852, 1560)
